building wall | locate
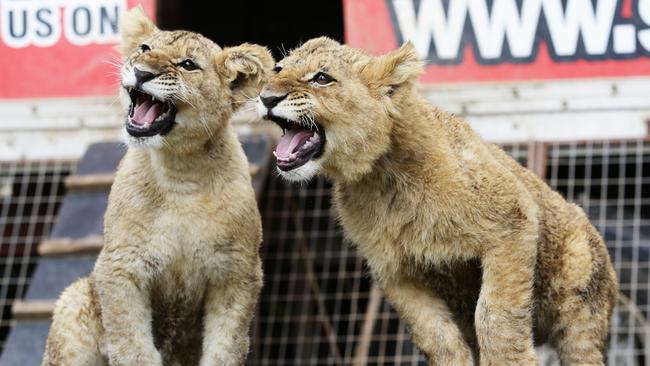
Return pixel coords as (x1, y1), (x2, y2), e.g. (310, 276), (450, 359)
(0, 97), (122, 161)
(2, 76), (649, 161)
(424, 76), (650, 143)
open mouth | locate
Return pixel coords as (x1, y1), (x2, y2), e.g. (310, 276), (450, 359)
(269, 115), (325, 172)
(125, 88), (177, 137)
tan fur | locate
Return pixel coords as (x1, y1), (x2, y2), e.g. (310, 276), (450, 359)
(258, 37), (618, 365)
(42, 8), (273, 366)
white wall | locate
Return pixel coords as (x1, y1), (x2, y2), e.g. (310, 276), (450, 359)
(0, 96), (123, 160)
(2, 76), (650, 161)
(423, 77), (650, 143)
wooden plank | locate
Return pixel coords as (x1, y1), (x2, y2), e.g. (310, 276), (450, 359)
(533, 142), (548, 179)
(0, 96), (120, 123)
(12, 300), (55, 320)
(468, 111), (647, 143)
(465, 99), (565, 115)
(38, 236), (104, 256)
(353, 283), (382, 366)
(0, 129), (121, 161)
(64, 173), (115, 191)
(64, 164), (260, 193)
(526, 142), (548, 179)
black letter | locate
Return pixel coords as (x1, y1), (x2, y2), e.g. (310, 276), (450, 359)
(72, 7), (91, 36)
(35, 8), (53, 37)
(99, 6), (119, 35)
(8, 9), (27, 39)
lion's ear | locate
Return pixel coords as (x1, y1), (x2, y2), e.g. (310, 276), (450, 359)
(216, 44), (274, 90)
(119, 5), (157, 55)
(361, 42), (423, 95)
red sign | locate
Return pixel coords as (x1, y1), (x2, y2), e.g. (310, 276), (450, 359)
(344, 0), (650, 83)
(0, 0), (155, 99)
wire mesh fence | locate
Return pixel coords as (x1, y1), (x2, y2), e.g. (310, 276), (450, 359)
(251, 175), (377, 365)
(251, 141), (650, 365)
(0, 160), (74, 352)
(0, 140), (648, 365)
(545, 140), (650, 366)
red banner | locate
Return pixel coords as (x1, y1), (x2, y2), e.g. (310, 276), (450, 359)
(0, 0), (155, 99)
(344, 0), (650, 83)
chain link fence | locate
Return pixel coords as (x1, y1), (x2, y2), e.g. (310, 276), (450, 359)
(251, 141), (650, 366)
(0, 141), (648, 365)
(0, 161), (74, 352)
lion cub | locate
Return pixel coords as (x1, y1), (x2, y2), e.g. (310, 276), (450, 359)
(42, 7), (273, 366)
(256, 37), (617, 366)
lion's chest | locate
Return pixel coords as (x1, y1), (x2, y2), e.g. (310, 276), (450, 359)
(140, 195), (231, 311)
(150, 194), (233, 274)
(334, 186), (479, 278)
(146, 200), (229, 363)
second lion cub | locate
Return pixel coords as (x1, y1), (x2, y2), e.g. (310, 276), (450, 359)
(257, 38), (617, 366)
(42, 8), (273, 366)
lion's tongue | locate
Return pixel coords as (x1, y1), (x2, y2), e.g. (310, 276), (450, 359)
(131, 100), (162, 126)
(275, 127), (314, 159)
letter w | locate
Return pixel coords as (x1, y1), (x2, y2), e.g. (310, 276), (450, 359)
(392, 0), (468, 60)
(543, 0), (616, 56)
(469, 0), (542, 59)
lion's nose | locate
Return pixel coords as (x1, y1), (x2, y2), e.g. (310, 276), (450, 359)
(260, 93), (288, 109)
(134, 67), (156, 84)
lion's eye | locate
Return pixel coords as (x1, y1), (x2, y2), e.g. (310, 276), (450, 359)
(312, 72), (335, 86)
(178, 59), (199, 71)
(140, 44), (151, 53)
(273, 65), (283, 73)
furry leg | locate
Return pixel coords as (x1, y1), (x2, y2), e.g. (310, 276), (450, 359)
(382, 277), (475, 366)
(94, 253), (163, 366)
(42, 278), (106, 366)
(550, 302), (608, 366)
(549, 230), (616, 366)
(475, 230), (539, 366)
(199, 261), (263, 366)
